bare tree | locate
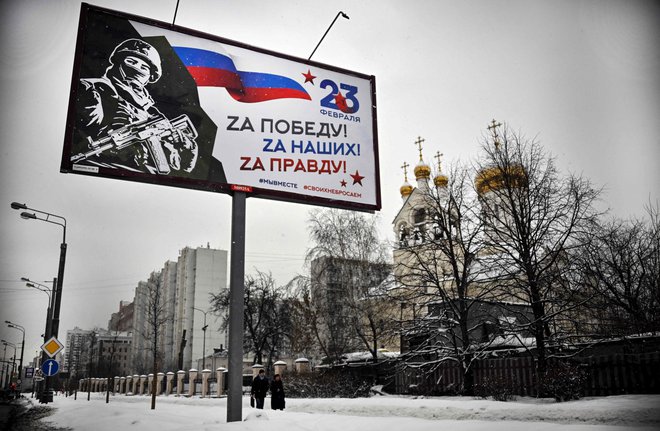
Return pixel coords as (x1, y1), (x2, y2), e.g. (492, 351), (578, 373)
(286, 276), (337, 361)
(138, 271), (171, 410)
(349, 285), (401, 362)
(284, 276), (319, 358)
(103, 331), (119, 404)
(305, 208), (392, 362)
(85, 331), (96, 401)
(475, 124), (600, 373)
(577, 204), (660, 335)
(210, 270), (291, 369)
(395, 163), (507, 395)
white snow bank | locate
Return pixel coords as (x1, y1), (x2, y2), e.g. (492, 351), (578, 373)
(36, 392), (660, 431)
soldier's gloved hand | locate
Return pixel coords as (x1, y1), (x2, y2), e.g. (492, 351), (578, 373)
(162, 132), (198, 173)
(132, 143), (151, 168)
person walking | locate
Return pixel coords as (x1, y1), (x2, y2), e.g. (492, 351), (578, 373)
(270, 374), (285, 410)
(251, 369), (269, 409)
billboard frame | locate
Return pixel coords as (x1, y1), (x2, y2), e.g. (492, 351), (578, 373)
(61, 3), (381, 212)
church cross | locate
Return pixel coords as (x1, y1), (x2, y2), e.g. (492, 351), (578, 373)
(434, 151), (444, 172)
(487, 119), (502, 150)
(401, 162), (410, 182)
(414, 136), (425, 161)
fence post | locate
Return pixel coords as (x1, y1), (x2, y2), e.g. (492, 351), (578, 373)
(188, 369), (198, 397)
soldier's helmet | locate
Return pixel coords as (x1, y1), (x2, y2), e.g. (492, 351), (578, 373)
(110, 39), (162, 83)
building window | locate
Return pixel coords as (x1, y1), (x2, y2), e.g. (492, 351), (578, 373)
(413, 208), (426, 224)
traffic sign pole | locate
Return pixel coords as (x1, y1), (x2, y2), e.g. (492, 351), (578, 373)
(39, 336), (63, 404)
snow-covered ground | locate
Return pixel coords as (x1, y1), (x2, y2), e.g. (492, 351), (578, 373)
(33, 392), (660, 431)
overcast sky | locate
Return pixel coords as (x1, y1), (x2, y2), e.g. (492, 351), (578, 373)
(1, 0), (658, 361)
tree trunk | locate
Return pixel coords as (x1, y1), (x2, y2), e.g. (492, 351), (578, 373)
(530, 290), (548, 375)
(459, 307), (474, 396)
(151, 351), (157, 410)
(462, 353), (475, 396)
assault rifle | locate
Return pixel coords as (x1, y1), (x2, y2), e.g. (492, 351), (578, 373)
(71, 113), (198, 174)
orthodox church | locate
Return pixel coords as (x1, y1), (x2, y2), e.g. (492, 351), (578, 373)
(390, 122), (535, 354)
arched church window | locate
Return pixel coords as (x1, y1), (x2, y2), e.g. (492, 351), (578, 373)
(412, 227), (422, 243)
(413, 208), (426, 225)
(432, 222), (443, 240)
(398, 225), (409, 247)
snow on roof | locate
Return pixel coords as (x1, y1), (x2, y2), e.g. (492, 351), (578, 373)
(481, 335), (536, 349)
(342, 349), (400, 363)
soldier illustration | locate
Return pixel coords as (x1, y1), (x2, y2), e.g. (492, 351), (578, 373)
(73, 38), (198, 175)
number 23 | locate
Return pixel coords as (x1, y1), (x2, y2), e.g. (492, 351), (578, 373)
(319, 79), (359, 113)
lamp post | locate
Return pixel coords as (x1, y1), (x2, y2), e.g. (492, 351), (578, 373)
(193, 308), (209, 371)
(1, 342), (7, 388)
(5, 322), (25, 388)
(0, 359), (16, 390)
(22, 278), (55, 399)
(11, 202), (67, 404)
(11, 202), (66, 340)
(22, 278), (55, 344)
(1, 340), (17, 389)
(308, 11), (350, 60)
(32, 350), (39, 399)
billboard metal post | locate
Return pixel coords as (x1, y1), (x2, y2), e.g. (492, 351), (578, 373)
(227, 191), (246, 422)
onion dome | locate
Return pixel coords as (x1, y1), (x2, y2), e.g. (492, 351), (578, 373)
(475, 165), (526, 195)
(475, 119), (526, 195)
(400, 181), (414, 197)
(412, 136), (431, 180)
(414, 160), (431, 180)
(400, 161), (414, 198)
(434, 173), (448, 188)
(433, 151), (448, 188)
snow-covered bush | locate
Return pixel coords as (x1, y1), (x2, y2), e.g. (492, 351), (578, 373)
(284, 370), (371, 398)
(474, 375), (518, 402)
(537, 362), (586, 402)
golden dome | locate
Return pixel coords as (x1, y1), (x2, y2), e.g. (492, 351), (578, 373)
(434, 173), (448, 188)
(400, 182), (414, 197)
(433, 151), (448, 188)
(414, 161), (431, 180)
(475, 164), (527, 195)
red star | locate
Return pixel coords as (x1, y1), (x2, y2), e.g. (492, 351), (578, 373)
(340, 179), (347, 187)
(350, 170), (365, 186)
(334, 91), (350, 113)
(302, 69), (316, 84)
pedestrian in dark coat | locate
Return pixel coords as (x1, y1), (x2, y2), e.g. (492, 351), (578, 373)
(251, 369), (269, 409)
(270, 374), (285, 410)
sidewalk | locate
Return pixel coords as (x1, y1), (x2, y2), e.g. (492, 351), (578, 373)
(0, 402), (15, 429)
(0, 396), (32, 429)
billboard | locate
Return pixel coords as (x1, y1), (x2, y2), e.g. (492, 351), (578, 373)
(61, 4), (380, 211)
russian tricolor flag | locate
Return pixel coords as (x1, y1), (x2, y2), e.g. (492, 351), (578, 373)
(173, 46), (311, 103)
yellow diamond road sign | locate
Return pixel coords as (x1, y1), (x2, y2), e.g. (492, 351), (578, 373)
(41, 337), (64, 358)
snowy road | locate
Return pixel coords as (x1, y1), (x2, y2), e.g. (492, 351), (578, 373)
(32, 392), (660, 431)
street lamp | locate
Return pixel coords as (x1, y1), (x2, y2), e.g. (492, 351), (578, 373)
(1, 342), (8, 388)
(23, 278), (55, 344)
(1, 340), (17, 390)
(0, 359), (16, 390)
(193, 308), (209, 371)
(308, 11), (350, 60)
(11, 202), (67, 404)
(23, 278), (56, 400)
(6, 321), (25, 388)
(11, 202), (67, 339)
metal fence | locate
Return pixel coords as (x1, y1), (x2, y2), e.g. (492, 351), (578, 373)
(393, 352), (660, 396)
